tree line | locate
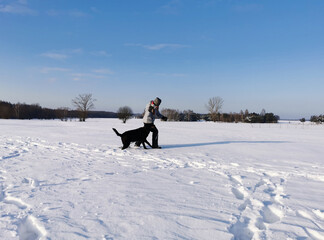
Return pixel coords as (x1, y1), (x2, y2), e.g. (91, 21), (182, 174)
(160, 108), (279, 123)
(119, 96), (279, 124)
(1, 95), (282, 123)
(0, 100), (116, 120)
(310, 115), (324, 124)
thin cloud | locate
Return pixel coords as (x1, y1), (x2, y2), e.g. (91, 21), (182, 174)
(70, 72), (108, 81)
(0, 0), (37, 15)
(90, 51), (111, 57)
(145, 44), (188, 50)
(40, 49), (82, 60)
(69, 9), (88, 17)
(40, 67), (71, 74)
(70, 73), (84, 81)
(92, 68), (114, 75)
(41, 52), (68, 60)
(46, 9), (88, 17)
(126, 43), (189, 51)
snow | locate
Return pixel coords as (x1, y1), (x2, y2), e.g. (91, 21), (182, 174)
(1, 118), (324, 240)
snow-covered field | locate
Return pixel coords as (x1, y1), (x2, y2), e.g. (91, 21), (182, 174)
(1, 119), (324, 240)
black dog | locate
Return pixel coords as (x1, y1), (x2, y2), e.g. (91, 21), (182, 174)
(112, 127), (153, 150)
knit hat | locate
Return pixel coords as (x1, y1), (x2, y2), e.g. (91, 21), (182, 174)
(153, 97), (162, 106)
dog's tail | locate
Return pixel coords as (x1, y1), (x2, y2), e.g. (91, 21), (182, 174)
(112, 128), (122, 137)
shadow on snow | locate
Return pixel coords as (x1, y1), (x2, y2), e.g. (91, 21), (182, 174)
(162, 141), (289, 149)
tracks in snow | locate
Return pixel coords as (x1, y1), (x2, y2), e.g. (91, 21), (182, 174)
(1, 136), (324, 239)
(0, 177), (47, 240)
(117, 148), (324, 239)
(1, 138), (47, 240)
(227, 172), (286, 240)
(225, 167), (324, 240)
(1, 136), (116, 239)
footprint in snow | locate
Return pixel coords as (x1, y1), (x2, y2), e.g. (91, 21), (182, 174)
(261, 202), (284, 224)
(232, 186), (247, 200)
(230, 175), (244, 185)
(4, 195), (31, 210)
(229, 173), (288, 240)
(17, 215), (47, 240)
(229, 175), (248, 200)
(228, 216), (254, 240)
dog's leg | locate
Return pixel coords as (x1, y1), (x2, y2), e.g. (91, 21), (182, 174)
(121, 137), (130, 150)
(122, 143), (130, 150)
(142, 141), (147, 149)
(144, 140), (153, 148)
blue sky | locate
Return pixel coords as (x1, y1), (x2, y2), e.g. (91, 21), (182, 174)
(1, 0), (323, 119)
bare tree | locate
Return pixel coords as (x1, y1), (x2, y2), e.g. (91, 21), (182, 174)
(56, 107), (69, 121)
(117, 106), (133, 123)
(72, 94), (96, 122)
(206, 96), (224, 122)
(161, 108), (180, 121)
